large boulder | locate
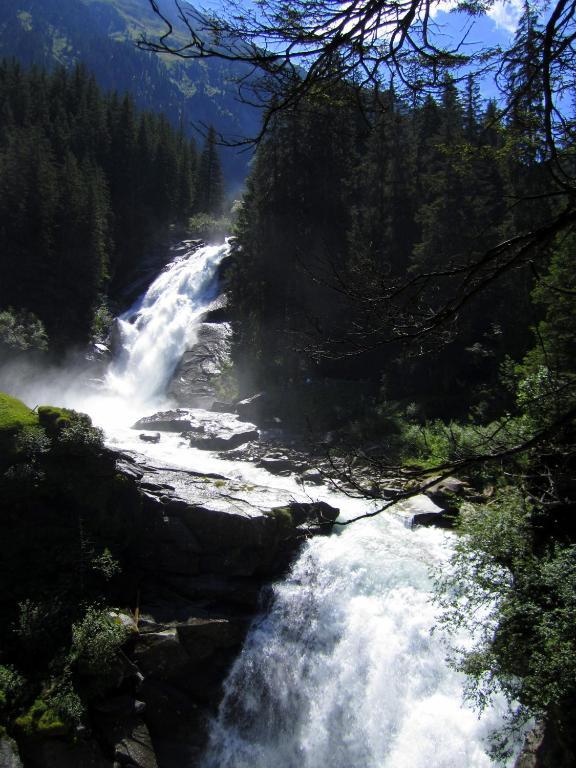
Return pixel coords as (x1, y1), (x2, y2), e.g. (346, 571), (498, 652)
(132, 410), (196, 432)
(133, 409), (259, 451)
(424, 476), (470, 513)
(167, 322), (231, 408)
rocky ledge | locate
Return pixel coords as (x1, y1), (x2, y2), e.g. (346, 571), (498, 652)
(110, 450), (338, 767)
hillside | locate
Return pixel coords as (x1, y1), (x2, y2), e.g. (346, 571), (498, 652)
(0, 0), (258, 188)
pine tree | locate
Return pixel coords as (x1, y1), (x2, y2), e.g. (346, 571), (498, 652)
(195, 126), (224, 215)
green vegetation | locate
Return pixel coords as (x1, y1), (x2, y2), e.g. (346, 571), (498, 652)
(0, 393), (139, 746)
(0, 393), (38, 434)
(0, 0), (257, 185)
(0, 59), (227, 349)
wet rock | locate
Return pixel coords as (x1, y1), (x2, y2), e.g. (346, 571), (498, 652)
(297, 468), (324, 485)
(210, 400), (236, 413)
(132, 410), (195, 432)
(167, 323), (231, 408)
(411, 509), (458, 529)
(132, 629), (191, 681)
(258, 455), (304, 474)
(99, 716), (158, 768)
(139, 432), (161, 444)
(187, 427), (259, 451)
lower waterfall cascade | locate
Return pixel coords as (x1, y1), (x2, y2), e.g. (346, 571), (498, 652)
(0, 239), (520, 767)
(199, 513), (512, 768)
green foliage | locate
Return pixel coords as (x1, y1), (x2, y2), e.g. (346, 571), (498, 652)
(90, 300), (114, 344)
(0, 393), (38, 434)
(0, 308), (49, 352)
(15, 697), (68, 737)
(0, 59), (202, 347)
(188, 212), (232, 241)
(37, 405), (103, 450)
(0, 667), (26, 716)
(265, 506), (295, 534)
(90, 548), (121, 580)
(69, 606), (129, 694)
(436, 491), (576, 757)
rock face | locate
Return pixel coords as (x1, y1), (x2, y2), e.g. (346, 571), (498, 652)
(107, 450), (340, 766)
(167, 322), (232, 409)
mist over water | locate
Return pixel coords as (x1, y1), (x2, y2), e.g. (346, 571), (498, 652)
(0, 242), (229, 430)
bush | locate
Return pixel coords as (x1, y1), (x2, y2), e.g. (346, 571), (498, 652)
(435, 490), (576, 758)
(38, 406), (104, 451)
(15, 698), (68, 737)
(0, 666), (26, 716)
(70, 606), (130, 676)
(0, 308), (49, 352)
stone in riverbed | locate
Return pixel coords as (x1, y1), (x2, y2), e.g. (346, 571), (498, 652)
(133, 409), (259, 451)
(187, 427), (259, 451)
(139, 432), (161, 444)
(133, 410), (195, 432)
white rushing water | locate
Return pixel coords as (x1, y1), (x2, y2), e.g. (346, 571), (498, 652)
(199, 514), (512, 768)
(106, 241), (230, 407)
(0, 239), (516, 766)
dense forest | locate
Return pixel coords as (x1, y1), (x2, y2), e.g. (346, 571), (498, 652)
(0, 59), (224, 349)
(0, 0), (259, 184)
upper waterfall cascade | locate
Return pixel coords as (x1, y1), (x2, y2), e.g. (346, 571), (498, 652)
(106, 241), (230, 407)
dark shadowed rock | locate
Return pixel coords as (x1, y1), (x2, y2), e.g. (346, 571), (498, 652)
(0, 739), (23, 768)
(258, 454), (304, 474)
(176, 617), (248, 659)
(132, 629), (191, 681)
(132, 410), (195, 432)
(139, 432), (161, 444)
(19, 739), (111, 768)
(411, 509), (458, 529)
(235, 392), (271, 423)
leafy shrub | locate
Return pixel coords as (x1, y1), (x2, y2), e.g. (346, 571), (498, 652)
(70, 607), (129, 681)
(15, 697), (68, 737)
(38, 406), (104, 451)
(435, 491), (576, 758)
(0, 666), (26, 715)
(0, 308), (49, 352)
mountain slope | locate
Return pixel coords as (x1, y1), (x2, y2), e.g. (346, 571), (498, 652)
(0, 0), (258, 187)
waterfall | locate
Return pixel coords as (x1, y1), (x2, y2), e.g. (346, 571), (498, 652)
(105, 241), (229, 407)
(200, 514), (513, 768)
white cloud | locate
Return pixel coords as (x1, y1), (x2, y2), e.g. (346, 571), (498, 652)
(487, 0), (523, 34)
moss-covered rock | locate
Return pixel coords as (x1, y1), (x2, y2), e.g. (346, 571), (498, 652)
(15, 699), (68, 738)
(0, 393), (39, 467)
(0, 393), (38, 434)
